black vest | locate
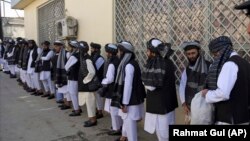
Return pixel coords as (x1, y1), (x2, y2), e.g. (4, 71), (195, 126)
(7, 46), (16, 65)
(14, 46), (20, 65)
(215, 55), (250, 124)
(21, 48), (30, 70)
(41, 50), (52, 71)
(18, 47), (24, 68)
(51, 54), (58, 81)
(78, 54), (94, 92)
(30, 48), (38, 68)
(126, 60), (146, 106)
(55, 52), (68, 86)
(104, 57), (120, 98)
(185, 61), (210, 106)
(146, 58), (178, 114)
(68, 53), (80, 81)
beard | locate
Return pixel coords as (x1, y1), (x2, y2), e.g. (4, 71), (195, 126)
(188, 59), (196, 66)
(188, 53), (200, 66)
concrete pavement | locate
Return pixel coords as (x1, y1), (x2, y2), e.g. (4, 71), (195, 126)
(0, 71), (184, 141)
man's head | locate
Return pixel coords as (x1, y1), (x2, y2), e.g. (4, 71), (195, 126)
(8, 39), (15, 47)
(146, 38), (173, 59)
(21, 40), (28, 48)
(235, 0), (250, 34)
(105, 43), (118, 58)
(42, 41), (50, 50)
(79, 41), (89, 55)
(208, 36), (232, 58)
(146, 38), (163, 59)
(53, 40), (64, 53)
(28, 40), (37, 49)
(90, 42), (101, 54)
(68, 40), (79, 53)
(117, 41), (134, 59)
(181, 41), (201, 66)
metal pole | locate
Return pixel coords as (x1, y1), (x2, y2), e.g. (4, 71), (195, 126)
(0, 1), (4, 41)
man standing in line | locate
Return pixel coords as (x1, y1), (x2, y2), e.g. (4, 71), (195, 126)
(202, 36), (250, 125)
(78, 41), (98, 127)
(53, 40), (72, 110)
(65, 40), (81, 116)
(114, 41), (146, 141)
(179, 41), (210, 123)
(142, 38), (178, 141)
(97, 43), (122, 135)
(40, 41), (55, 99)
(90, 42), (105, 119)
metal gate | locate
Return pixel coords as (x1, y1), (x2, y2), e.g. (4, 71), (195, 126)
(115, 0), (250, 82)
(38, 0), (65, 44)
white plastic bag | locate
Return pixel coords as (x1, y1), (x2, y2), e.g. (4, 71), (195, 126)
(190, 92), (214, 124)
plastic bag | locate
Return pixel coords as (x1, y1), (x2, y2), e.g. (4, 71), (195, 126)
(190, 92), (214, 125)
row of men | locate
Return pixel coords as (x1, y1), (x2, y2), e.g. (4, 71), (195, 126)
(0, 38), (178, 141)
(1, 34), (249, 141)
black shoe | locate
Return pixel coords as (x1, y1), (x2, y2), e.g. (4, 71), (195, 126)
(69, 112), (81, 116)
(84, 120), (97, 127)
(60, 105), (71, 110)
(41, 94), (50, 97)
(58, 104), (65, 108)
(16, 78), (21, 82)
(96, 113), (104, 119)
(27, 88), (36, 93)
(35, 92), (43, 96)
(108, 130), (122, 136)
(10, 74), (16, 78)
(56, 100), (64, 104)
(72, 109), (82, 113)
(3, 71), (10, 74)
(47, 95), (55, 99)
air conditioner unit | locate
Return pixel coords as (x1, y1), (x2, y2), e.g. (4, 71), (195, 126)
(56, 16), (78, 40)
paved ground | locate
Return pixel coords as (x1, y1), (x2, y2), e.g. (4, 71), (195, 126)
(0, 71), (184, 141)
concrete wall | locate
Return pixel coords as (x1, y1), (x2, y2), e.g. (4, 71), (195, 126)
(23, 0), (48, 42)
(23, 0), (114, 46)
(65, 0), (114, 46)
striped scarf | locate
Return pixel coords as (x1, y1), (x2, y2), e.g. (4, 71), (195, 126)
(56, 48), (67, 85)
(111, 53), (132, 108)
(141, 56), (166, 87)
(206, 45), (233, 90)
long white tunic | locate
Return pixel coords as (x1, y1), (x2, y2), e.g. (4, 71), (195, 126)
(118, 64), (144, 120)
(102, 64), (115, 113)
(144, 86), (175, 138)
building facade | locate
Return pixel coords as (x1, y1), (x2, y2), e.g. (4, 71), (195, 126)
(12, 0), (250, 82)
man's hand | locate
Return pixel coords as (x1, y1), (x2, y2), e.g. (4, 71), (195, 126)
(182, 102), (190, 115)
(201, 89), (208, 97)
(121, 106), (128, 113)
